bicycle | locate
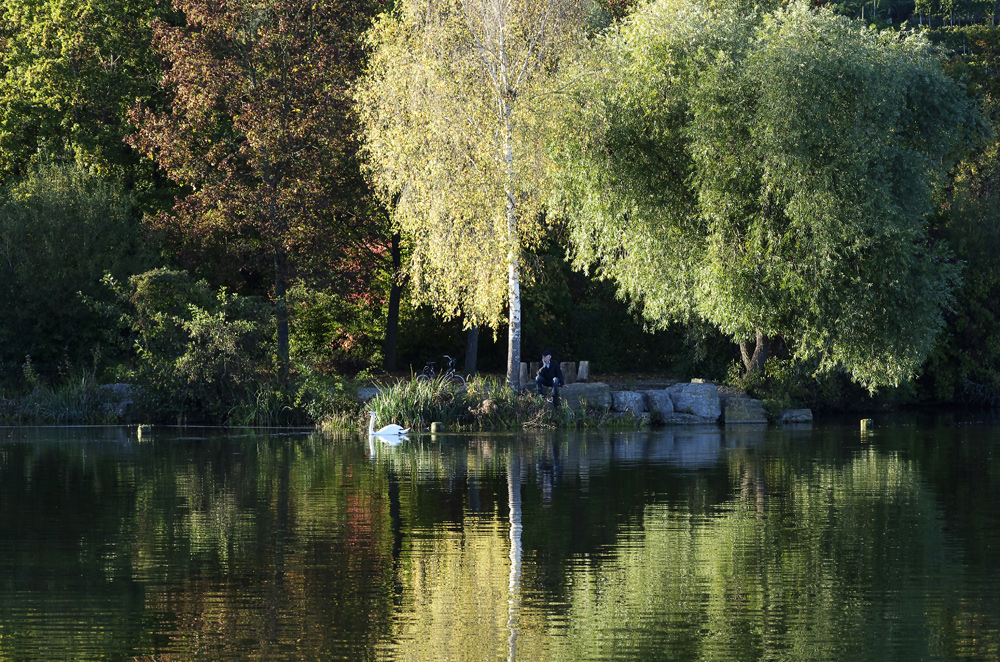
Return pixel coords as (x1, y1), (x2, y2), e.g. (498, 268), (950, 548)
(415, 354), (467, 387)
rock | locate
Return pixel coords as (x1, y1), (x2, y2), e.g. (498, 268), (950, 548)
(577, 361), (590, 382)
(642, 390), (675, 422)
(611, 390), (647, 413)
(560, 362), (576, 385)
(559, 382), (613, 411)
(723, 398), (768, 424)
(356, 387), (380, 402)
(717, 385), (748, 408)
(666, 382), (722, 421)
(99, 383), (137, 419)
(661, 412), (712, 425)
(779, 408), (813, 423)
(519, 363), (529, 389)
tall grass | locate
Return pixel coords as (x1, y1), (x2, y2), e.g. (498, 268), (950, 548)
(0, 373), (129, 424)
(349, 375), (637, 432)
(366, 375), (470, 430)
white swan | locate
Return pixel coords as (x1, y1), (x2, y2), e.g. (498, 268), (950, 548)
(368, 411), (409, 437)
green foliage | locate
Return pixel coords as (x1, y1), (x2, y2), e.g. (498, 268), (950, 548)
(552, 0), (982, 389)
(520, 236), (736, 377)
(0, 156), (150, 387)
(0, 0), (170, 185)
(907, 25), (1000, 405)
(290, 284), (384, 374)
(113, 268), (273, 423)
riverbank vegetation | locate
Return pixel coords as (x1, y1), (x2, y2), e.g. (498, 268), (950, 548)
(2, 0), (999, 425)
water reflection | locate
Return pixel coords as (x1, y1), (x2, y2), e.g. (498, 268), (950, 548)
(0, 423), (997, 661)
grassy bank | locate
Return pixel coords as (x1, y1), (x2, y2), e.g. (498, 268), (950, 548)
(325, 375), (648, 433)
(0, 375), (131, 425)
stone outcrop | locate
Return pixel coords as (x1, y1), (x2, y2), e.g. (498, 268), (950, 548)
(666, 382), (722, 422)
(612, 390), (647, 413)
(779, 408), (813, 423)
(662, 412), (712, 425)
(642, 390), (675, 421)
(723, 398), (768, 424)
(356, 387), (380, 403)
(559, 382), (613, 411)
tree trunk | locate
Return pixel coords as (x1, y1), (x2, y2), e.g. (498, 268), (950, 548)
(507, 243), (522, 390)
(500, 33), (521, 391)
(465, 324), (480, 376)
(740, 328), (771, 375)
(273, 243), (290, 385)
(382, 230), (402, 372)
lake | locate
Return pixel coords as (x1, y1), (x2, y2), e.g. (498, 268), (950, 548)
(0, 415), (998, 661)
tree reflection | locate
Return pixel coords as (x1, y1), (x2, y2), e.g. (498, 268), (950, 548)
(0, 425), (997, 660)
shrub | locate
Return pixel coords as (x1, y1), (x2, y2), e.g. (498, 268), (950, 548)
(113, 269), (273, 423)
(0, 156), (152, 387)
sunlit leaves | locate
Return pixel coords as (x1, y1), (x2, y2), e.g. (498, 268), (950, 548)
(0, 0), (168, 183)
(355, 0), (588, 331)
(553, 0), (981, 388)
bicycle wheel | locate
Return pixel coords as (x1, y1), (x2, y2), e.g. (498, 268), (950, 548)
(415, 372), (432, 383)
(446, 373), (466, 387)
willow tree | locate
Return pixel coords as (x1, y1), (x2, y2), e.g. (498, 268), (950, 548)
(356, 0), (586, 388)
(552, 0), (981, 388)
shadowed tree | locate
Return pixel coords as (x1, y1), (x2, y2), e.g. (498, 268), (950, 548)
(128, 0), (380, 382)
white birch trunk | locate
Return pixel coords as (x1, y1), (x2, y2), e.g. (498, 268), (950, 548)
(496, 0), (522, 391)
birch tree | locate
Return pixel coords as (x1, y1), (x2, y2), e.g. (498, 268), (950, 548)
(356, 0), (587, 388)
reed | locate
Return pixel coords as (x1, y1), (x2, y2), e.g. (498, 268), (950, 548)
(0, 373), (125, 424)
(323, 374), (635, 432)
(366, 375), (470, 430)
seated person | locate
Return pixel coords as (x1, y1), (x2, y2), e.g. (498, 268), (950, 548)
(535, 351), (564, 399)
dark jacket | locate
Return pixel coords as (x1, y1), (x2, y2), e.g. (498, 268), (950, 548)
(536, 360), (564, 385)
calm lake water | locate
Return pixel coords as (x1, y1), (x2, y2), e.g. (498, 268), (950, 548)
(1, 415), (998, 661)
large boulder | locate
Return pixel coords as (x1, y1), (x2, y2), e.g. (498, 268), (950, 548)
(666, 382), (722, 421)
(723, 398), (767, 424)
(356, 387), (380, 403)
(559, 382), (613, 411)
(642, 390), (675, 422)
(611, 391), (647, 413)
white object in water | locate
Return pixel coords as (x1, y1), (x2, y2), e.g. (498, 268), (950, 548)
(368, 411), (409, 437)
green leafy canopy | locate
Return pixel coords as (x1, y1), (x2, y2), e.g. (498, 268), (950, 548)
(551, 0), (984, 388)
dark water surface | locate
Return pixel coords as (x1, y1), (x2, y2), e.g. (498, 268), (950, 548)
(1, 416), (998, 661)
